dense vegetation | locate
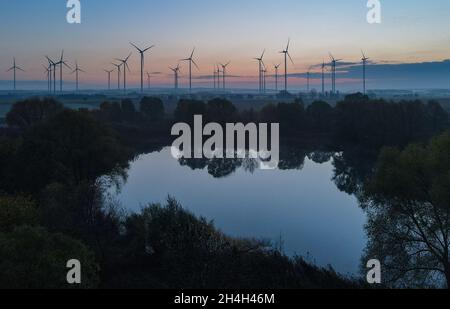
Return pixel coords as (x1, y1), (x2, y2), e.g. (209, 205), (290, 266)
(0, 93), (448, 288)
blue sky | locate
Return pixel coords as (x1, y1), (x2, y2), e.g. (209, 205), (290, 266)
(0, 0), (449, 90)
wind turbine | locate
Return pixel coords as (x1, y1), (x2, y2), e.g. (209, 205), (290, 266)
(71, 61), (85, 91)
(321, 60), (326, 96)
(213, 66), (217, 89)
(329, 53), (342, 95)
(146, 72), (151, 90)
(181, 48), (199, 91)
(55, 50), (71, 92)
(104, 69), (113, 90)
(130, 42), (155, 93)
(111, 63), (122, 90)
(254, 50), (265, 93)
(115, 52), (132, 92)
(280, 39), (294, 92)
(274, 63), (281, 92)
(169, 64), (181, 90)
(262, 65), (268, 93)
(307, 66), (313, 92)
(361, 50), (369, 94)
(220, 62), (230, 90)
(7, 58), (24, 91)
(46, 56), (57, 93)
(43, 64), (51, 92)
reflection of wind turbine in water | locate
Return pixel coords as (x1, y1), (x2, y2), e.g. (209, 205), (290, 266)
(71, 61), (85, 91)
(181, 48), (199, 91)
(115, 53), (132, 92)
(279, 39), (294, 92)
(130, 42), (155, 93)
(7, 58), (24, 91)
(361, 50), (370, 95)
(254, 50), (265, 93)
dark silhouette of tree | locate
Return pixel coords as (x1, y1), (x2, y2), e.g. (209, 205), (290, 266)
(174, 99), (206, 124)
(205, 98), (238, 124)
(6, 97), (64, 129)
(0, 226), (99, 289)
(140, 97), (165, 121)
(362, 132), (450, 288)
(307, 101), (334, 133)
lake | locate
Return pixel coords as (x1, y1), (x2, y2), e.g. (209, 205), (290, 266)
(112, 147), (367, 276)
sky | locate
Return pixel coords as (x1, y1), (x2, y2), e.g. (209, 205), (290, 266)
(0, 0), (449, 91)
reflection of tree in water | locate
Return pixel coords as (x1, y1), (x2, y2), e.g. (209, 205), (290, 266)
(177, 146), (310, 177)
(307, 151), (333, 164)
(278, 146), (307, 171)
(207, 159), (241, 178)
(331, 148), (378, 198)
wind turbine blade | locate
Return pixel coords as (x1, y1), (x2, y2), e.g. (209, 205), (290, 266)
(6, 67), (13, 72)
(192, 59), (200, 70)
(63, 62), (72, 69)
(125, 52), (132, 62)
(60, 50), (64, 62)
(143, 45), (155, 52)
(261, 49), (265, 59)
(190, 47), (196, 59)
(130, 42), (142, 52)
(16, 66), (25, 72)
(287, 52), (295, 65)
(286, 39), (290, 51)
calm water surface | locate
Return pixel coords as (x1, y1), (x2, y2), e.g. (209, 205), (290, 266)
(113, 147), (367, 275)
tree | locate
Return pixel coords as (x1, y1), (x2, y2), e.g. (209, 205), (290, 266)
(205, 98), (237, 123)
(0, 226), (99, 288)
(174, 99), (206, 124)
(6, 97), (64, 129)
(12, 109), (129, 194)
(140, 97), (165, 121)
(0, 196), (38, 233)
(362, 132), (450, 288)
(307, 101), (334, 132)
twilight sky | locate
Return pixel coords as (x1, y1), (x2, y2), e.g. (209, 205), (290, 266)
(0, 0), (449, 91)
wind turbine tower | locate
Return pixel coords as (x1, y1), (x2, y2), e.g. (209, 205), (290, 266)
(56, 50), (71, 92)
(104, 69), (113, 90)
(220, 62), (230, 90)
(7, 58), (24, 91)
(115, 53), (132, 92)
(254, 50), (265, 93)
(361, 50), (369, 95)
(130, 42), (154, 93)
(181, 48), (199, 91)
(71, 61), (85, 91)
(274, 64), (280, 92)
(280, 39), (294, 92)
